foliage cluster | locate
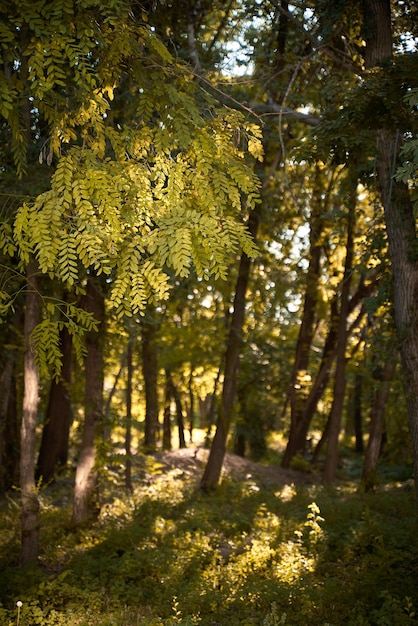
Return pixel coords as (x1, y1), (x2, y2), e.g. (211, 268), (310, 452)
(0, 0), (262, 379)
(0, 448), (416, 626)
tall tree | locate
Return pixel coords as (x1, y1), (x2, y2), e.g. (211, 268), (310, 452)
(36, 326), (73, 482)
(125, 334), (134, 492)
(323, 175), (356, 483)
(201, 207), (260, 491)
(141, 309), (160, 450)
(362, 344), (397, 491)
(361, 0), (418, 503)
(0, 0), (262, 553)
(20, 260), (40, 564)
(72, 279), (105, 525)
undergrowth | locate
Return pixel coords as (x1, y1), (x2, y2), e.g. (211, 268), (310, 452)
(0, 453), (417, 626)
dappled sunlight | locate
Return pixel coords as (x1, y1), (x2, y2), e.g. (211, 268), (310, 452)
(274, 483), (298, 502)
(2, 454), (416, 625)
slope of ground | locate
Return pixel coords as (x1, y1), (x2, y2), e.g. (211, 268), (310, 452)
(152, 446), (313, 487)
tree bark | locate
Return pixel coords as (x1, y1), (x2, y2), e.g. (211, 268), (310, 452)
(166, 370), (186, 449)
(0, 349), (19, 495)
(200, 208), (259, 491)
(125, 335), (133, 492)
(283, 166), (326, 464)
(20, 260), (41, 565)
(36, 327), (73, 482)
(362, 348), (397, 491)
(72, 279), (104, 525)
(283, 287), (370, 467)
(353, 371), (364, 453)
(362, 0), (418, 505)
(323, 186), (356, 483)
(141, 310), (159, 450)
(163, 373), (172, 451)
(188, 369), (195, 443)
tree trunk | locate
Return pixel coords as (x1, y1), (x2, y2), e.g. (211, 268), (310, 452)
(72, 279), (104, 525)
(20, 260), (41, 565)
(283, 169), (326, 464)
(36, 327), (73, 482)
(163, 373), (172, 451)
(283, 287), (369, 467)
(166, 371), (186, 449)
(0, 351), (19, 495)
(200, 208), (259, 491)
(323, 181), (356, 483)
(125, 335), (133, 492)
(141, 310), (159, 450)
(103, 350), (126, 441)
(283, 296), (339, 466)
(362, 349), (397, 491)
(363, 0), (418, 505)
(188, 369), (195, 443)
(352, 371), (364, 453)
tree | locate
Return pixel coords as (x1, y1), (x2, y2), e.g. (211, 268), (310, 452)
(0, 0), (262, 553)
(360, 0), (418, 503)
(20, 259), (40, 565)
(323, 175), (356, 483)
(72, 279), (104, 525)
(141, 308), (160, 450)
(36, 326), (73, 482)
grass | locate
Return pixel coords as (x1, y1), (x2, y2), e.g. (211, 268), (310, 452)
(0, 443), (417, 626)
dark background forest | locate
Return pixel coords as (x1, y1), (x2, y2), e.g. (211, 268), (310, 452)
(0, 0), (418, 624)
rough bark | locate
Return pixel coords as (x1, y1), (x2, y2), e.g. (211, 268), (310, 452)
(20, 260), (41, 565)
(36, 327), (73, 482)
(72, 279), (104, 525)
(363, 0), (418, 505)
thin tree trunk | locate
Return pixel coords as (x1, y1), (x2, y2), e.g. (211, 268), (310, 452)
(36, 327), (73, 482)
(363, 0), (418, 506)
(188, 369), (195, 443)
(72, 279), (104, 525)
(283, 290), (369, 467)
(0, 352), (19, 495)
(352, 371), (364, 453)
(163, 373), (172, 451)
(283, 171), (327, 464)
(141, 310), (159, 450)
(362, 349), (397, 491)
(103, 350), (126, 441)
(200, 208), (259, 491)
(20, 260), (40, 565)
(125, 335), (133, 492)
(283, 296), (340, 466)
(167, 371), (186, 449)
(204, 367), (221, 445)
(323, 181), (356, 483)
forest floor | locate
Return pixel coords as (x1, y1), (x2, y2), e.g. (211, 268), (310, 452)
(152, 445), (313, 488)
(1, 433), (417, 626)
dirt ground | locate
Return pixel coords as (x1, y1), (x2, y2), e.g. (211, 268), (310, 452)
(153, 446), (313, 488)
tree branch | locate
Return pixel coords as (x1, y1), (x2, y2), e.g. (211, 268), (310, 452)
(251, 101), (320, 126)
(270, 0), (363, 76)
